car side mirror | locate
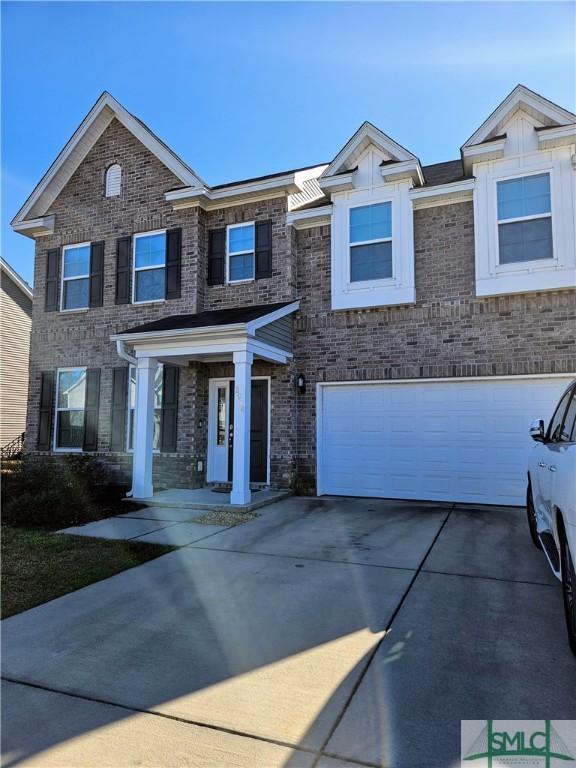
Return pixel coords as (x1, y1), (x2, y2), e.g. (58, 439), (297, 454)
(530, 419), (546, 442)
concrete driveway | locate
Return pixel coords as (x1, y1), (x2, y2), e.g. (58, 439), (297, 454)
(2, 497), (574, 768)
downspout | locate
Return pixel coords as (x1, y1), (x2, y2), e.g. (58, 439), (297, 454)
(116, 339), (137, 366)
(116, 340), (137, 495)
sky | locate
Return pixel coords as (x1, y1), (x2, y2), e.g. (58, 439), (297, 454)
(2, 1), (574, 286)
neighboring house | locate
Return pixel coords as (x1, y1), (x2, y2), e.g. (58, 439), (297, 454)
(11, 85), (576, 506)
(0, 259), (33, 447)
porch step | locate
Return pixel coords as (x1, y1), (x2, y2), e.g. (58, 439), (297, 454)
(128, 487), (292, 514)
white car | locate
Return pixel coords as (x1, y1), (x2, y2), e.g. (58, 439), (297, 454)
(527, 380), (576, 655)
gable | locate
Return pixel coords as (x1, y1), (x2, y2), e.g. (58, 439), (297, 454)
(463, 84), (576, 148)
(12, 91), (205, 227)
(321, 121), (418, 179)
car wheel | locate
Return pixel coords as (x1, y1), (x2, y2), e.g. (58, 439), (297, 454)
(559, 522), (576, 657)
(526, 483), (542, 550)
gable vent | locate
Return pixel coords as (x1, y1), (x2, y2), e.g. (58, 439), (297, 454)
(105, 164), (121, 197)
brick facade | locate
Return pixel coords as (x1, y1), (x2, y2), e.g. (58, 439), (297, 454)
(25, 119), (576, 494)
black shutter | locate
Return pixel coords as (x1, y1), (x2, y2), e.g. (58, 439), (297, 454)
(110, 367), (128, 452)
(45, 249), (60, 311)
(255, 220), (272, 279)
(160, 365), (179, 453)
(37, 371), (55, 450)
(165, 228), (182, 299)
(83, 368), (101, 451)
(89, 241), (105, 308)
(207, 229), (225, 285)
(115, 236), (132, 304)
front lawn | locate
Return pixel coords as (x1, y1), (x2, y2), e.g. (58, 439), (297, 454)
(1, 526), (174, 618)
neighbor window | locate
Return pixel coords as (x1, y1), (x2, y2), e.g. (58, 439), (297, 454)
(227, 223), (255, 282)
(133, 231), (166, 302)
(349, 202), (392, 282)
(497, 173), (553, 265)
(61, 244), (90, 310)
(55, 368), (86, 449)
(127, 364), (163, 451)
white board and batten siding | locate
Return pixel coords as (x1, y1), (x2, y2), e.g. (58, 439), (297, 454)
(317, 376), (574, 506)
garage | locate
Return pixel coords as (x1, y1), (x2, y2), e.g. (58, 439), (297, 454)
(317, 376), (573, 505)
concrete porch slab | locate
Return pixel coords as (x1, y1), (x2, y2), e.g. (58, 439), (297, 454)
(57, 518), (177, 541)
(130, 487), (292, 513)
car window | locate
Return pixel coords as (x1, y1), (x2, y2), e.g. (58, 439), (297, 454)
(562, 390), (576, 442)
(547, 387), (573, 442)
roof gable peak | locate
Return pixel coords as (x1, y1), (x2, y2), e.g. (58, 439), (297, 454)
(12, 91), (205, 226)
(463, 84), (576, 148)
(321, 120), (418, 179)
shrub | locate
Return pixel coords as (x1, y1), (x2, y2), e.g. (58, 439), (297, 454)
(2, 456), (131, 531)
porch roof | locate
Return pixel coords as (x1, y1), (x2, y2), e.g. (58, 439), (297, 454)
(117, 300), (296, 337)
(111, 300), (298, 365)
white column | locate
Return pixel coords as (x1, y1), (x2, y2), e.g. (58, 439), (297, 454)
(132, 356), (157, 499)
(230, 349), (253, 506)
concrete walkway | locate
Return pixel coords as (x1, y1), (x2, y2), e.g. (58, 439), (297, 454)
(3, 497), (575, 767)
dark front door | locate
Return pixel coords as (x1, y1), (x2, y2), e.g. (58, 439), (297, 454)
(228, 380), (268, 483)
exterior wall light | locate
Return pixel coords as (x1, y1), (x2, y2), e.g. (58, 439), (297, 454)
(297, 374), (306, 394)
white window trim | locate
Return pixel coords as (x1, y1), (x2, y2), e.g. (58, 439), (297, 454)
(53, 366), (87, 453)
(60, 242), (90, 312)
(126, 363), (163, 453)
(226, 222), (255, 285)
(348, 201), (394, 285)
(132, 229), (167, 305)
(494, 169), (556, 274)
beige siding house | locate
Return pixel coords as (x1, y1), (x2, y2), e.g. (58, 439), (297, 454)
(1, 259), (33, 446)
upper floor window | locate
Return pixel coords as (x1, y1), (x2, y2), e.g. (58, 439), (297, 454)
(349, 202), (392, 282)
(55, 367), (86, 450)
(227, 223), (255, 282)
(133, 230), (166, 303)
(61, 243), (90, 310)
(497, 173), (553, 265)
(127, 364), (163, 450)
(105, 164), (121, 197)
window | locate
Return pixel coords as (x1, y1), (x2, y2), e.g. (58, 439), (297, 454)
(560, 389), (576, 443)
(349, 203), (392, 282)
(216, 386), (227, 445)
(497, 173), (553, 265)
(61, 244), (90, 310)
(133, 231), (166, 303)
(105, 164), (121, 197)
(127, 364), (163, 451)
(55, 368), (86, 449)
(227, 223), (255, 282)
(547, 387), (573, 443)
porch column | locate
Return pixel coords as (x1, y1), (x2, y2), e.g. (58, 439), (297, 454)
(132, 356), (157, 499)
(231, 349), (253, 506)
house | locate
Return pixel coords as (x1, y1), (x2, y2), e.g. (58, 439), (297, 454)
(11, 85), (576, 506)
(0, 259), (32, 450)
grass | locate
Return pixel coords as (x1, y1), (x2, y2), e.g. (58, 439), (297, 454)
(1, 525), (174, 619)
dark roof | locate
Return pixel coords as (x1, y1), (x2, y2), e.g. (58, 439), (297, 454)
(120, 301), (295, 336)
(421, 159), (468, 186)
(211, 163), (329, 190)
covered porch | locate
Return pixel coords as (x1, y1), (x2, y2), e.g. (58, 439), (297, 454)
(110, 301), (298, 507)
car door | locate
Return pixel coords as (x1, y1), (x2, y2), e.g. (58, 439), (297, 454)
(539, 386), (575, 527)
(551, 390), (576, 529)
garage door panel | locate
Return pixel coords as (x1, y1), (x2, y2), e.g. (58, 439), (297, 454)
(319, 377), (572, 505)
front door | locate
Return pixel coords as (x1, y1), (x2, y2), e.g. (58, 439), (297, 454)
(208, 378), (268, 484)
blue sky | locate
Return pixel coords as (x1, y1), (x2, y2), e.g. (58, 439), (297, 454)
(2, 1), (574, 285)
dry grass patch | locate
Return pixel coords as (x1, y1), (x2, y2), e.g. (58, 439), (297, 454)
(194, 509), (258, 527)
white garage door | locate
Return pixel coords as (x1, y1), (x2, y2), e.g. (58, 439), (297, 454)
(318, 377), (573, 505)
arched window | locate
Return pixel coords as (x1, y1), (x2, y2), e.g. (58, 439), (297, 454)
(105, 164), (121, 197)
